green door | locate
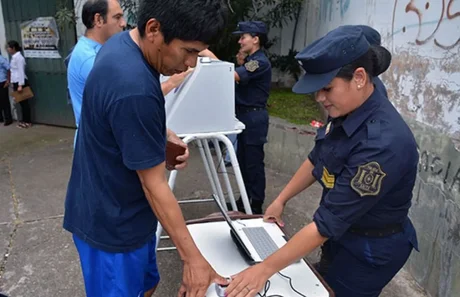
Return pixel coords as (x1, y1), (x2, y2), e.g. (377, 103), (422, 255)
(2, 0), (77, 127)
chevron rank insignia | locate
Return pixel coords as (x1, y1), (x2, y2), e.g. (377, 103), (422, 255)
(351, 161), (386, 197)
(321, 167), (335, 189)
(245, 60), (259, 72)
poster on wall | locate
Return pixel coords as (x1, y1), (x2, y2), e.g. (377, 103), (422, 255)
(20, 17), (61, 59)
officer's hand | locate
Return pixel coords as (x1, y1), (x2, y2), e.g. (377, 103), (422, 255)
(263, 200), (285, 227)
(225, 264), (270, 297)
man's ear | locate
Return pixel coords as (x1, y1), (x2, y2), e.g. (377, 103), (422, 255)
(94, 13), (105, 28)
(144, 18), (162, 42)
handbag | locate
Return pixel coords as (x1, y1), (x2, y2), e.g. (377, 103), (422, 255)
(12, 86), (34, 103)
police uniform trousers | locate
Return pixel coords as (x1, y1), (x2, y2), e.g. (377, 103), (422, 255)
(316, 219), (417, 297)
(236, 108), (269, 205)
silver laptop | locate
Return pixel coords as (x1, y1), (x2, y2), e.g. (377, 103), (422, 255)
(213, 195), (286, 263)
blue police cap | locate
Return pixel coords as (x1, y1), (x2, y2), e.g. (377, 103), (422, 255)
(355, 25), (381, 46)
(232, 21), (267, 35)
(293, 26), (376, 94)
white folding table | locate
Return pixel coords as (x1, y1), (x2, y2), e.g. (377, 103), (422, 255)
(185, 215), (335, 297)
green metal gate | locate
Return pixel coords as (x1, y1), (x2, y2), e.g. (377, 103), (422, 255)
(2, 0), (77, 127)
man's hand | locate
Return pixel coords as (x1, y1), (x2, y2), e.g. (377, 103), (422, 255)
(17, 85), (23, 92)
(3, 81), (9, 88)
(167, 129), (189, 170)
(178, 258), (228, 297)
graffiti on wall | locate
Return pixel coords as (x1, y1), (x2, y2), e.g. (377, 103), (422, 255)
(318, 0), (350, 21)
(419, 149), (460, 193)
(385, 0), (460, 144)
(392, 0), (460, 49)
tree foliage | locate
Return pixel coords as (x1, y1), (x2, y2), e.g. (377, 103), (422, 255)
(57, 0), (304, 79)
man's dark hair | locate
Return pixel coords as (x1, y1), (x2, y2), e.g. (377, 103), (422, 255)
(82, 0), (109, 29)
(7, 40), (22, 52)
(137, 0), (228, 44)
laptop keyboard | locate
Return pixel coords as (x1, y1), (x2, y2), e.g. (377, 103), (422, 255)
(242, 227), (279, 260)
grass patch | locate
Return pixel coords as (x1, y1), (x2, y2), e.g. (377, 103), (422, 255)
(267, 88), (323, 125)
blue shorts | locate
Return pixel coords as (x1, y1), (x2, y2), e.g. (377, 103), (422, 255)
(73, 234), (160, 297)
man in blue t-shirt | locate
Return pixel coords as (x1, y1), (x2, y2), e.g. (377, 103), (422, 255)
(67, 0), (126, 146)
(63, 1), (229, 296)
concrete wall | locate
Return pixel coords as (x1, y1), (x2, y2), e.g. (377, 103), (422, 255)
(264, 1), (460, 296)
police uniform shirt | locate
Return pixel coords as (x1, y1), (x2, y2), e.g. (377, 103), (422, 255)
(308, 88), (419, 248)
(235, 49), (272, 108)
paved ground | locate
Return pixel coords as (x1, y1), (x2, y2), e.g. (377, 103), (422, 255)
(0, 124), (428, 297)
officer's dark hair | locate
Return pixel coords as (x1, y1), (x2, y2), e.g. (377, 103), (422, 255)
(249, 33), (268, 48)
(336, 45), (391, 81)
(7, 40), (22, 52)
(82, 0), (109, 29)
(137, 0), (228, 44)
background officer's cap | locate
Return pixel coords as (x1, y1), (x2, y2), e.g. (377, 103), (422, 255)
(292, 26), (390, 94)
(232, 21), (267, 35)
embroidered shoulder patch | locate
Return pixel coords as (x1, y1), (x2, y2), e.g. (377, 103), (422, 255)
(244, 60), (259, 72)
(351, 161), (386, 197)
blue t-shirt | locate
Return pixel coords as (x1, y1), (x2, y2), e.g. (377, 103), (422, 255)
(0, 55), (10, 82)
(63, 31), (166, 253)
(67, 36), (102, 128)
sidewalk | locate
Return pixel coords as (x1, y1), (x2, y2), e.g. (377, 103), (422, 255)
(0, 125), (427, 297)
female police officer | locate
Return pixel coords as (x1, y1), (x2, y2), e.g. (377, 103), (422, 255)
(200, 21), (272, 214)
(224, 25), (419, 297)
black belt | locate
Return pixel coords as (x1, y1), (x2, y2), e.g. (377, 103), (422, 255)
(348, 223), (403, 238)
(236, 106), (265, 114)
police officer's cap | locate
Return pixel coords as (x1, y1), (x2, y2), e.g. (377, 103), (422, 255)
(355, 25), (381, 46)
(292, 26), (391, 94)
(232, 21), (267, 35)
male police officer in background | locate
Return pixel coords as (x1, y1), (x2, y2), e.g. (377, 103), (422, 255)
(201, 21), (272, 214)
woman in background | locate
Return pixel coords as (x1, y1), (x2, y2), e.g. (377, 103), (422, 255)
(7, 40), (32, 128)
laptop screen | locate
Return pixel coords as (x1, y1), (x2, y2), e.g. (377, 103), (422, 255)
(212, 195), (256, 262)
(212, 194), (241, 236)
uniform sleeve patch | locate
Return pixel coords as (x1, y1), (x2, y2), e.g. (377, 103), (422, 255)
(351, 161), (386, 197)
(244, 60), (259, 72)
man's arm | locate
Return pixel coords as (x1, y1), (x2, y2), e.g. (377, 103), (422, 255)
(137, 165), (202, 261)
(161, 68), (194, 96)
(137, 152), (225, 297)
